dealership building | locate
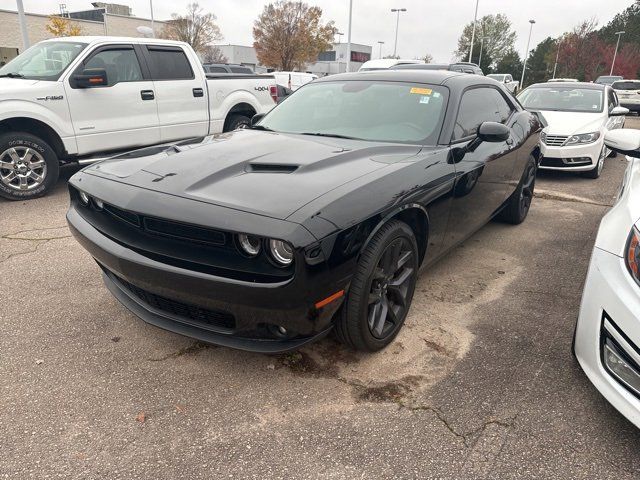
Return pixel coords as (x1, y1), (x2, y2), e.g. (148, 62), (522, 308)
(0, 2), (164, 65)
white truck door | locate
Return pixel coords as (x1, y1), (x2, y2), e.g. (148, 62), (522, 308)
(142, 44), (209, 142)
(64, 44), (160, 155)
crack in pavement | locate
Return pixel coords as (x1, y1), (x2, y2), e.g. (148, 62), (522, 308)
(2, 225), (71, 241)
(534, 189), (613, 208)
(146, 341), (212, 362)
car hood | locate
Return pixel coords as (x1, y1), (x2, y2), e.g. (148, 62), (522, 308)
(0, 78), (47, 97)
(83, 130), (422, 220)
(540, 110), (605, 136)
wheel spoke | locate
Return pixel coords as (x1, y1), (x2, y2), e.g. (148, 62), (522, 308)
(21, 148), (33, 162)
(0, 160), (14, 170)
(372, 297), (388, 337)
(29, 159), (45, 169)
(18, 175), (29, 190)
(368, 301), (381, 330)
(7, 148), (20, 163)
(387, 304), (400, 325)
(387, 285), (406, 308)
(2, 171), (16, 182)
(396, 250), (413, 270)
(368, 291), (380, 305)
(390, 266), (413, 287)
(28, 171), (43, 184)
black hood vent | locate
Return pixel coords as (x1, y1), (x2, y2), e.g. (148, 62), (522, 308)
(246, 163), (299, 173)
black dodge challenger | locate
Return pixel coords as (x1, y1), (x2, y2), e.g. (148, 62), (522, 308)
(67, 70), (542, 353)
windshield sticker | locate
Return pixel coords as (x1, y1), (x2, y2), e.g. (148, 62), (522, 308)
(419, 96), (430, 104)
(433, 92), (441, 98)
(410, 87), (432, 95)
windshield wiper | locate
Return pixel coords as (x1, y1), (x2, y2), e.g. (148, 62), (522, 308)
(300, 132), (360, 140)
(0, 72), (25, 78)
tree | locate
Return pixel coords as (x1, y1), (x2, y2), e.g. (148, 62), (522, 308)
(523, 37), (556, 85)
(495, 49), (523, 79)
(253, 1), (335, 71)
(555, 19), (605, 81)
(161, 3), (222, 54)
(599, 1), (640, 50)
(45, 15), (83, 37)
(455, 14), (517, 68)
(422, 53), (433, 63)
(202, 45), (228, 64)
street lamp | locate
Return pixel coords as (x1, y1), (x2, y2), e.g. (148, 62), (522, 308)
(468, 0), (479, 62)
(149, 0), (155, 37)
(520, 19), (536, 90)
(391, 8), (407, 57)
(346, 0), (353, 72)
(378, 41), (385, 59)
(552, 37), (562, 79)
(16, 0), (30, 51)
(610, 30), (625, 75)
(478, 36), (488, 69)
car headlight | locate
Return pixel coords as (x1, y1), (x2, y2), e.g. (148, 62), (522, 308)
(78, 190), (90, 205)
(269, 239), (294, 266)
(564, 132), (600, 145)
(237, 233), (261, 256)
(540, 131), (547, 143)
(626, 227), (640, 286)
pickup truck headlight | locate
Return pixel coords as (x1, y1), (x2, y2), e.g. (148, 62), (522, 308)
(564, 132), (600, 145)
(626, 227), (640, 286)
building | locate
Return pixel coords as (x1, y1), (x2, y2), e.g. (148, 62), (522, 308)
(0, 2), (165, 65)
(215, 44), (267, 73)
(307, 42), (372, 76)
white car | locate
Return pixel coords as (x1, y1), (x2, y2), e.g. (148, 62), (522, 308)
(574, 129), (640, 429)
(518, 82), (628, 179)
(612, 80), (640, 114)
(270, 71), (317, 91)
(487, 73), (519, 94)
(547, 78), (578, 83)
(358, 58), (423, 71)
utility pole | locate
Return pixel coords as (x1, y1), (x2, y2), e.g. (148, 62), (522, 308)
(610, 31), (625, 75)
(378, 41), (385, 59)
(478, 36), (486, 69)
(552, 38), (561, 79)
(149, 0), (155, 37)
(391, 8), (406, 58)
(468, 0), (479, 62)
(16, 0), (30, 52)
(346, 0), (353, 72)
(520, 19), (535, 90)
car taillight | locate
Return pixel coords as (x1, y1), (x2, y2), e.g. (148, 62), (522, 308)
(626, 227), (640, 286)
(269, 85), (278, 103)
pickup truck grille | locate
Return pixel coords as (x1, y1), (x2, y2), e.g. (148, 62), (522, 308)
(543, 135), (568, 147)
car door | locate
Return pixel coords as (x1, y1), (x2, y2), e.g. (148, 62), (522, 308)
(64, 43), (160, 155)
(142, 44), (209, 142)
(443, 86), (521, 247)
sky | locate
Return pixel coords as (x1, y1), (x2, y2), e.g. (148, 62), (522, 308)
(0, 0), (634, 62)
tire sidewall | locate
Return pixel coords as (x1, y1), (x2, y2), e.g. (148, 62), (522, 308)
(226, 115), (251, 132)
(0, 133), (59, 200)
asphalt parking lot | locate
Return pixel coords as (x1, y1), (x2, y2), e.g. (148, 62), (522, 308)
(2, 118), (640, 479)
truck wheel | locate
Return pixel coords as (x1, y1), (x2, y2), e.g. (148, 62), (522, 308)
(0, 132), (59, 201)
(224, 114), (251, 132)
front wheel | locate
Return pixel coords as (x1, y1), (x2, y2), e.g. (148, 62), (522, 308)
(498, 155), (536, 224)
(583, 146), (605, 179)
(0, 132), (59, 201)
(335, 220), (419, 351)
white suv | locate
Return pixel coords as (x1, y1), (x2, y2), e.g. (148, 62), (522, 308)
(612, 80), (640, 114)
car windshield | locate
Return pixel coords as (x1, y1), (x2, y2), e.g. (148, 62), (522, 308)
(0, 41), (87, 80)
(257, 80), (449, 145)
(518, 86), (603, 113)
(612, 81), (640, 91)
(487, 74), (506, 81)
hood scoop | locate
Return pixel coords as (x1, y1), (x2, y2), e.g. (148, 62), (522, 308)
(246, 163), (299, 174)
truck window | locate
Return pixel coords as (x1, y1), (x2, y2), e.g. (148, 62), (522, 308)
(84, 47), (143, 86)
(145, 46), (194, 80)
(230, 66), (252, 74)
(206, 66), (227, 73)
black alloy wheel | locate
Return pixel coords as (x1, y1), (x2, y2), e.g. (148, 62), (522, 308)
(498, 154), (537, 224)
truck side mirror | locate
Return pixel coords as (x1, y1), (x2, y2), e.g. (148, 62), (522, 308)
(73, 68), (108, 88)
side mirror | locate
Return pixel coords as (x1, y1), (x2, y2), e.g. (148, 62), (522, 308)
(610, 106), (629, 117)
(477, 121), (510, 143)
(73, 68), (108, 88)
(604, 129), (640, 156)
(250, 113), (265, 126)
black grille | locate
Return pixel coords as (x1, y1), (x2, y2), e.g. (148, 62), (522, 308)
(116, 274), (236, 330)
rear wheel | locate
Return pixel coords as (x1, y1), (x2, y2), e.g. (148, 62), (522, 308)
(0, 132), (59, 201)
(335, 220), (419, 351)
(498, 155), (536, 225)
(224, 114), (251, 132)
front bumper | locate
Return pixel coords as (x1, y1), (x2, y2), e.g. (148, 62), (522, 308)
(67, 206), (346, 353)
(540, 140), (602, 172)
(575, 247), (640, 428)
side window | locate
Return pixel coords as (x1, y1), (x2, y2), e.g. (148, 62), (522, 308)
(506, 75), (513, 82)
(145, 46), (194, 80)
(230, 66), (251, 74)
(607, 89), (617, 111)
(83, 47), (143, 86)
(453, 88), (513, 141)
(207, 66), (227, 73)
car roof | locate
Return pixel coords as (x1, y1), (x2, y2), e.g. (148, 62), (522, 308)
(529, 81), (605, 90)
(359, 59), (424, 69)
(314, 69), (486, 87)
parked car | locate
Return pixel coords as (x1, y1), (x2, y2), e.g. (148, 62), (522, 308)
(548, 78), (578, 83)
(595, 75), (623, 85)
(67, 70), (542, 353)
(518, 81), (627, 179)
(203, 63), (254, 74)
(270, 71), (317, 91)
(612, 80), (640, 113)
(487, 73), (519, 94)
(574, 128), (640, 429)
(393, 62), (484, 75)
(358, 58), (423, 71)
(0, 37), (276, 200)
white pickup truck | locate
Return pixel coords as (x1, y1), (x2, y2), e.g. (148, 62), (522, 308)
(0, 36), (276, 200)
(487, 74), (519, 95)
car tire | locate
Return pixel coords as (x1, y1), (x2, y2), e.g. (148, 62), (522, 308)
(498, 154), (537, 225)
(0, 132), (59, 201)
(335, 220), (419, 351)
(583, 146), (605, 179)
(224, 114), (251, 132)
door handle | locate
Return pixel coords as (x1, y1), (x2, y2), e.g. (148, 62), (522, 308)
(193, 88), (204, 97)
(140, 90), (154, 100)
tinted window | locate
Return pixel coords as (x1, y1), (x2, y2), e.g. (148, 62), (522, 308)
(85, 47), (142, 86)
(146, 46), (193, 80)
(607, 88), (617, 111)
(206, 66), (227, 73)
(230, 66), (252, 74)
(453, 88), (512, 141)
(612, 81), (640, 90)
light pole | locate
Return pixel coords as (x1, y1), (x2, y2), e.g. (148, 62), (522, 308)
(149, 0), (155, 37)
(552, 37), (561, 79)
(478, 36), (487, 69)
(336, 31), (344, 44)
(610, 30), (625, 75)
(391, 8), (407, 58)
(346, 0), (353, 72)
(378, 41), (385, 59)
(468, 0), (479, 62)
(520, 19), (535, 90)
(16, 0), (30, 51)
